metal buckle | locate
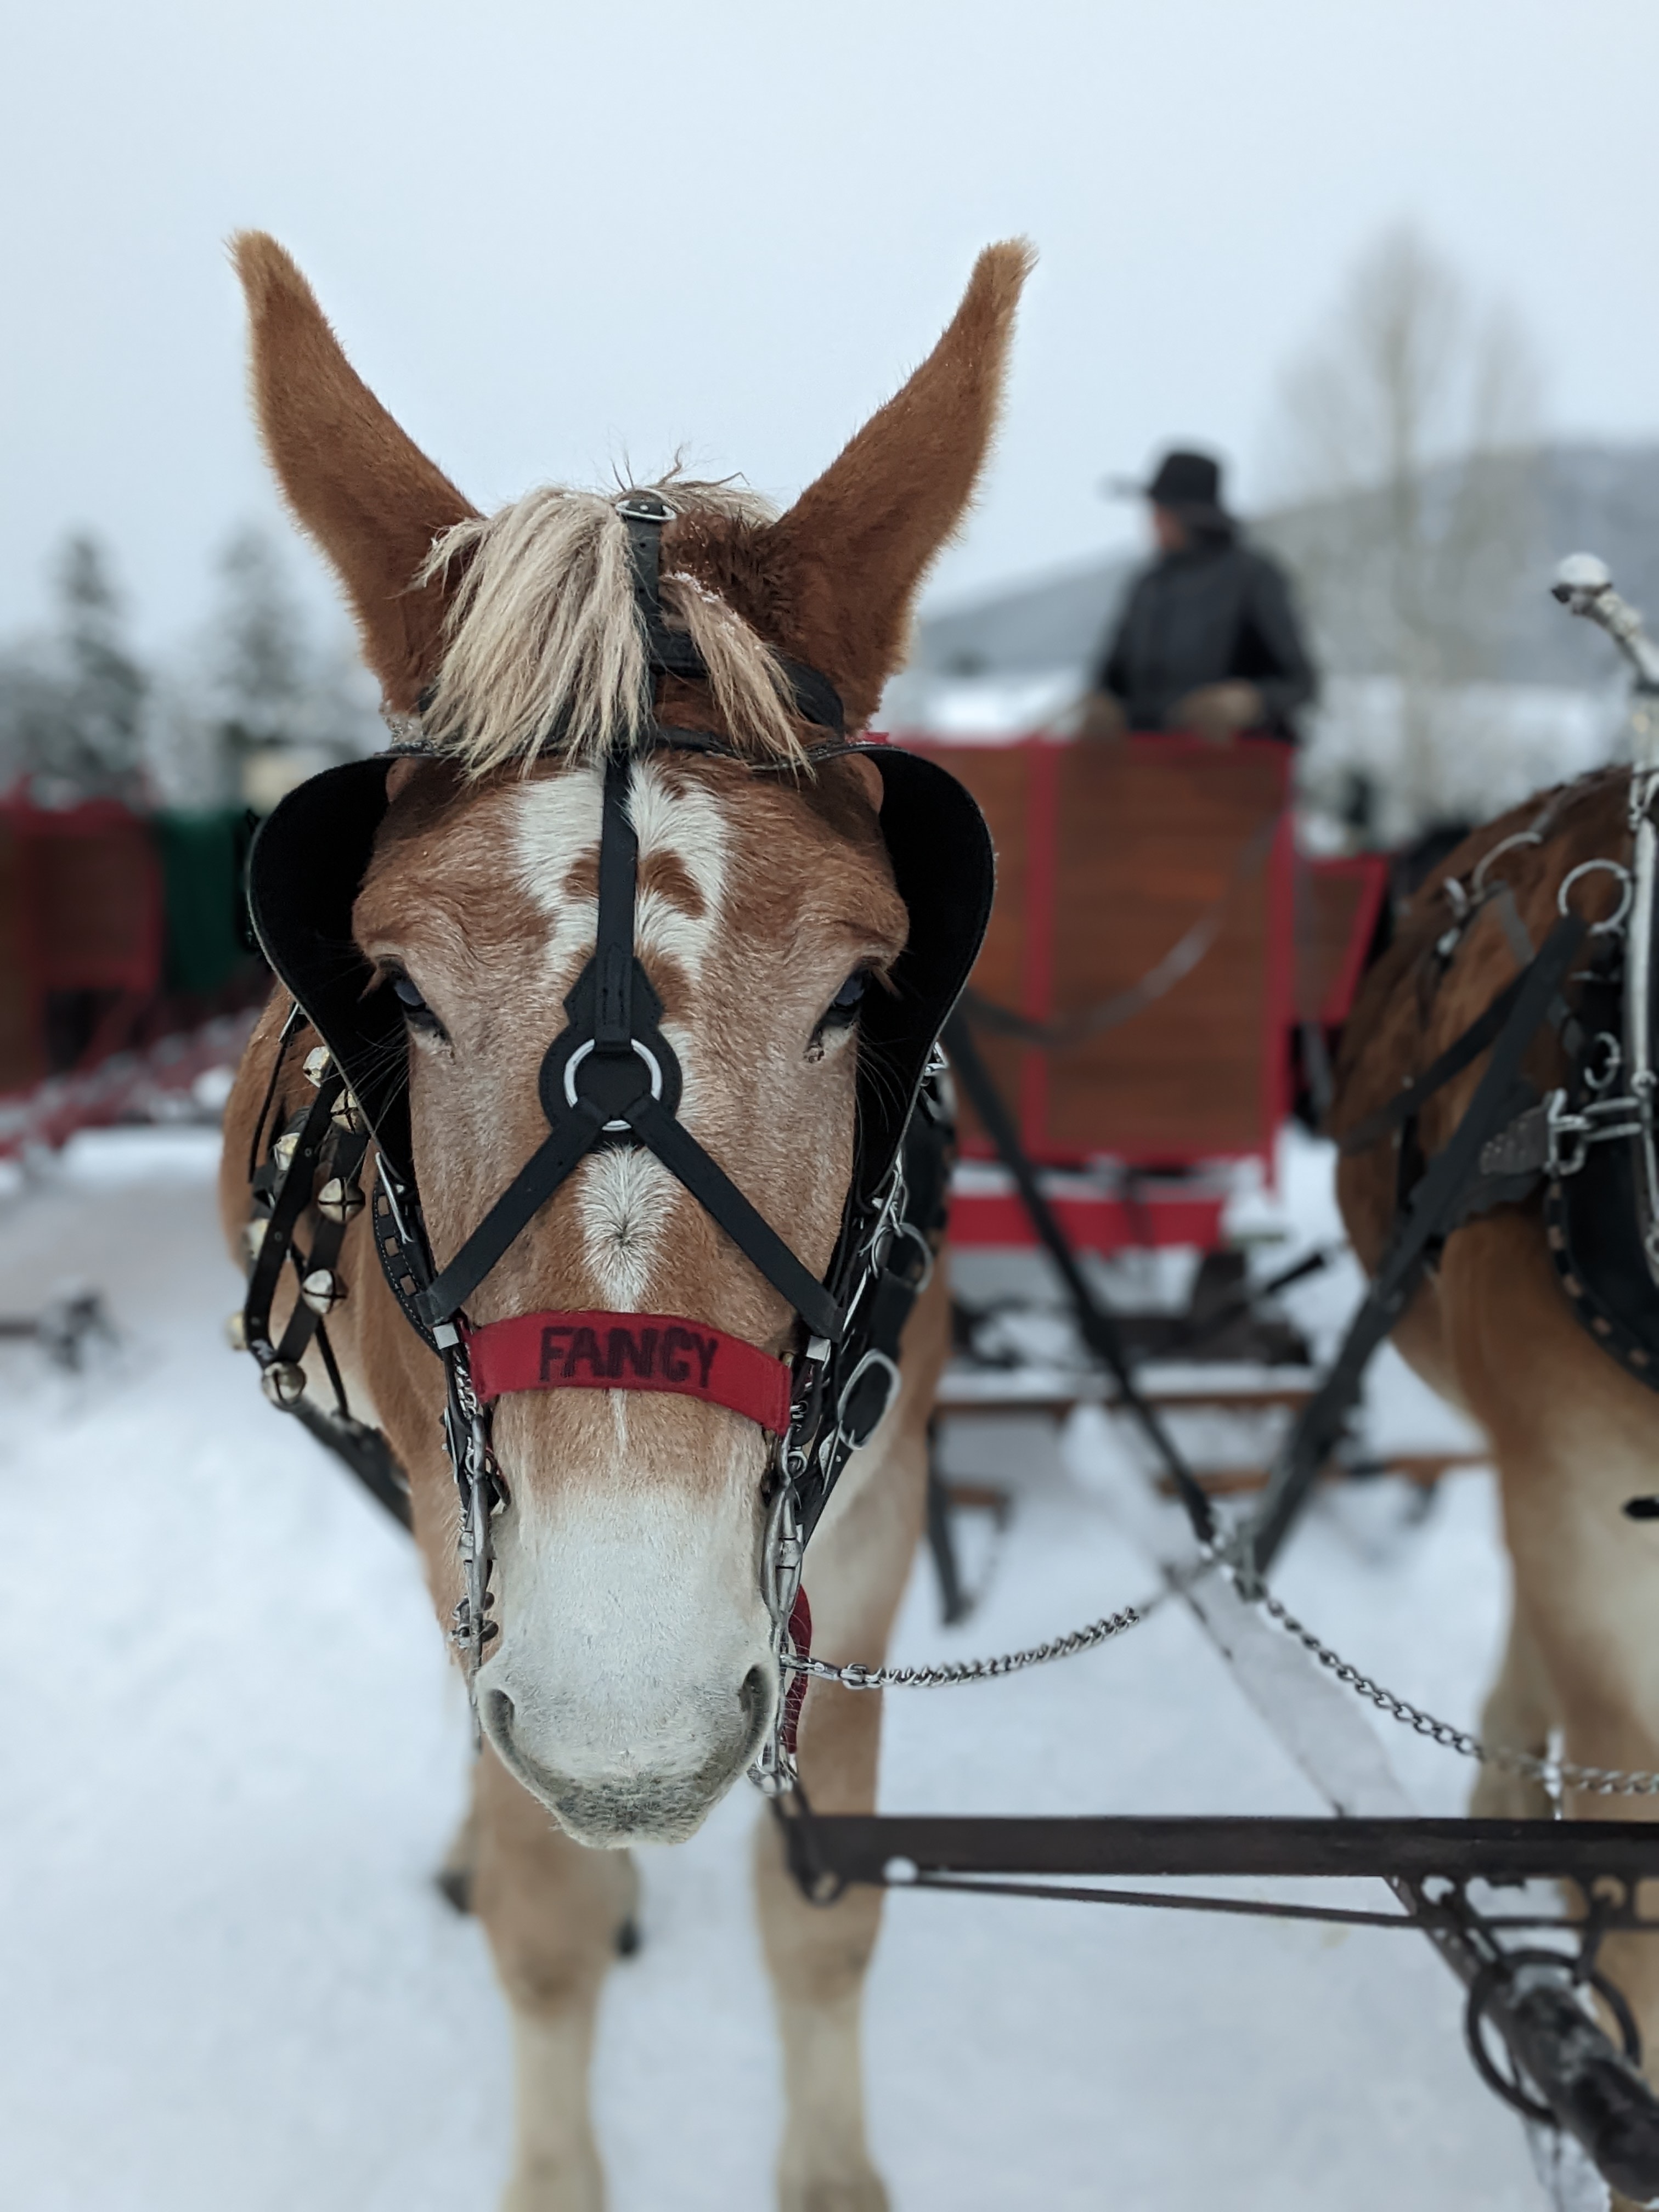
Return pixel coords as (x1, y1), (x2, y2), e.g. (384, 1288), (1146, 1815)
(614, 493), (678, 524)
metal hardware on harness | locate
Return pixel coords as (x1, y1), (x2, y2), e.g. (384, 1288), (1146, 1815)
(1625, 777), (1659, 1285)
(887, 1219), (935, 1295)
(1478, 1086), (1647, 1182)
(751, 1480), (807, 1796)
(561, 1035), (664, 1130)
(1553, 559), (1659, 1289)
(1558, 856), (1634, 935)
(614, 492), (678, 526)
(1252, 911), (1593, 1576)
(829, 1349), (902, 1462)
(1470, 830), (1544, 898)
(1552, 551), (1659, 697)
(444, 1347), (506, 1683)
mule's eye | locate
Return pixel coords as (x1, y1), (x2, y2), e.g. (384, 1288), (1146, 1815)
(818, 970), (867, 1031)
(387, 968), (446, 1039)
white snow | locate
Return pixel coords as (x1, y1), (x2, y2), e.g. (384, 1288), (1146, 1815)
(0, 1125), (1546, 2209)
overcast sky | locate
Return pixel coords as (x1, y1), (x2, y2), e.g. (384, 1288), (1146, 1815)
(4, 0), (1659, 653)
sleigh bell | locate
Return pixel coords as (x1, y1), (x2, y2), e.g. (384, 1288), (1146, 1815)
(260, 1359), (306, 1408)
(301, 1268), (347, 1316)
(331, 1090), (367, 1135)
(242, 1218), (272, 1268)
(315, 1176), (365, 1224)
(272, 1131), (299, 1171)
(224, 1308), (248, 1351)
(303, 1045), (332, 1088)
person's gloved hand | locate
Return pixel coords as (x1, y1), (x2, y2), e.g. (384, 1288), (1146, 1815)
(1077, 691), (1128, 741)
(1170, 681), (1265, 745)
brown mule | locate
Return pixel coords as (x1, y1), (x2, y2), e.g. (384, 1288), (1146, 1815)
(218, 233), (1029, 2210)
(1331, 765), (1659, 2208)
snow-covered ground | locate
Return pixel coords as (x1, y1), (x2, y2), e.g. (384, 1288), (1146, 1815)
(0, 1124), (1547, 2209)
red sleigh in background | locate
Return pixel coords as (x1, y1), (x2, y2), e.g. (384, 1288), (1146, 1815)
(904, 733), (1387, 1255)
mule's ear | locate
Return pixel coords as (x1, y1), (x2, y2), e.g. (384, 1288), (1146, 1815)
(231, 232), (478, 710)
(769, 241), (1034, 729)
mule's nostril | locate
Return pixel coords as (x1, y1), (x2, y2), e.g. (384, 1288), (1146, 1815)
(740, 1666), (765, 1719)
(482, 1688), (516, 1745)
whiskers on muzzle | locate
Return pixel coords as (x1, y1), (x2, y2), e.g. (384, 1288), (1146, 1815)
(481, 1668), (772, 1846)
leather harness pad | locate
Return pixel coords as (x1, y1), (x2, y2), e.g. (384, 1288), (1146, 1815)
(1549, 1135), (1659, 1390)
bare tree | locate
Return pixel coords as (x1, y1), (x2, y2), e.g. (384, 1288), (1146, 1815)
(1262, 225), (1544, 833)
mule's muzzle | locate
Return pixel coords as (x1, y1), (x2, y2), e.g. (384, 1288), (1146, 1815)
(479, 1664), (773, 1847)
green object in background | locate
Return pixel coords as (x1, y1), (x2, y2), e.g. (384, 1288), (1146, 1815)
(154, 810), (256, 995)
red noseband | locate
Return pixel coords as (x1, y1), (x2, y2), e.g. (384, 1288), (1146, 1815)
(464, 1310), (793, 1436)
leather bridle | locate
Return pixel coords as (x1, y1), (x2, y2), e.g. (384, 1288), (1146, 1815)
(241, 492), (994, 1794)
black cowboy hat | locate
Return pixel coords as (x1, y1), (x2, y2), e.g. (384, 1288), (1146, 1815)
(1105, 448), (1231, 527)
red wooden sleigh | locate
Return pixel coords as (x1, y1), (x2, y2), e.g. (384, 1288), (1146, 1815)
(902, 734), (1386, 1256)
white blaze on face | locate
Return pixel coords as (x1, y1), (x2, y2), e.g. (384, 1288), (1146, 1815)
(512, 760), (731, 1310)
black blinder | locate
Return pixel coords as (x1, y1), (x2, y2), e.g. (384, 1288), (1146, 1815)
(246, 741), (994, 1240)
(246, 754), (421, 1186)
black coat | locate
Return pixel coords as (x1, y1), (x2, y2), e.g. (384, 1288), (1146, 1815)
(1097, 535), (1317, 740)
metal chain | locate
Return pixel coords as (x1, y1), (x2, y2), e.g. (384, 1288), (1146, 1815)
(1256, 1585), (1659, 1798)
(778, 1545), (1235, 1690)
(783, 1602), (1143, 1690)
(786, 1535), (1659, 1796)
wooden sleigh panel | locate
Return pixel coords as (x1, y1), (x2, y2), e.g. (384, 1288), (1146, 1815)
(0, 801), (163, 1095)
(1295, 853), (1389, 1026)
(912, 735), (1295, 1169)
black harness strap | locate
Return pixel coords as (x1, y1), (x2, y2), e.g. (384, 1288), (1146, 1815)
(245, 1001), (304, 1184)
(1249, 912), (1590, 1575)
(941, 1007), (1217, 1548)
(625, 1094), (844, 1341)
(417, 1108), (610, 1327)
(413, 775), (842, 1338)
(618, 490), (845, 737)
(1337, 963), (1537, 1157)
(595, 751), (639, 1045)
(243, 1080), (341, 1364)
(414, 617), (845, 1344)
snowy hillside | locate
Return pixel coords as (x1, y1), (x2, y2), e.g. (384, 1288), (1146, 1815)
(0, 1126), (1548, 2210)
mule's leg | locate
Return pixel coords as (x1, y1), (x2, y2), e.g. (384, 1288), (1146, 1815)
(470, 1747), (639, 2212)
(753, 1396), (931, 2212)
(1441, 1217), (1659, 2172)
(437, 1797), (480, 1914)
(754, 1702), (888, 2212)
(1469, 1603), (1559, 1820)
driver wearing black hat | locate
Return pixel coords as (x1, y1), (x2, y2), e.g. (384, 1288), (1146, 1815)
(1081, 449), (1316, 744)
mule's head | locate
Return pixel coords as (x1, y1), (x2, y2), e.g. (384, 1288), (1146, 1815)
(233, 230), (1030, 1844)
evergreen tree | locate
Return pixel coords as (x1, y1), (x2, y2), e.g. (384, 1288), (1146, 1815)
(211, 526), (309, 779)
(57, 534), (147, 790)
(0, 535), (149, 800)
